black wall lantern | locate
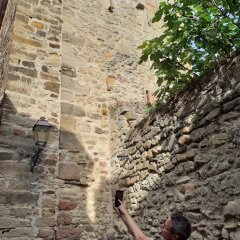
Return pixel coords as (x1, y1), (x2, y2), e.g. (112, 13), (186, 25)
(31, 117), (52, 171)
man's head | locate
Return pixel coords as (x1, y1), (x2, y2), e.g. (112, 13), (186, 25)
(161, 212), (191, 240)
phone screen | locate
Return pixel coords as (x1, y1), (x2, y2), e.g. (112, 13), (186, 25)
(114, 190), (124, 207)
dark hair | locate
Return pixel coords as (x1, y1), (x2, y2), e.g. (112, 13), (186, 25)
(170, 212), (191, 240)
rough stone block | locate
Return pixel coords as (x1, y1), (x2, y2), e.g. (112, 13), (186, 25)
(13, 35), (42, 48)
(40, 72), (59, 82)
(224, 199), (240, 217)
(223, 97), (240, 113)
(15, 13), (29, 24)
(61, 90), (75, 102)
(164, 162), (175, 172)
(205, 108), (221, 121)
(38, 228), (55, 238)
(0, 161), (32, 180)
(35, 217), (55, 227)
(42, 198), (56, 209)
(127, 176), (139, 186)
(58, 162), (80, 180)
(190, 127), (206, 142)
(59, 131), (84, 151)
(31, 20), (45, 29)
(0, 150), (16, 160)
(22, 61), (35, 68)
(36, 30), (46, 37)
(7, 227), (35, 237)
(60, 115), (76, 132)
(57, 213), (72, 225)
(87, 112), (102, 120)
(0, 206), (10, 216)
(0, 216), (18, 228)
(9, 65), (38, 78)
(5, 81), (32, 95)
(10, 207), (32, 217)
(79, 123), (91, 132)
(178, 135), (191, 145)
(61, 102), (86, 117)
(0, 190), (39, 205)
(229, 229), (240, 240)
(44, 81), (60, 94)
(61, 63), (77, 77)
(49, 43), (60, 49)
(208, 133), (228, 146)
(6, 73), (20, 81)
(176, 176), (191, 185)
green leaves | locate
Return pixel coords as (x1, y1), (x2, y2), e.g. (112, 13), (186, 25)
(139, 0), (240, 102)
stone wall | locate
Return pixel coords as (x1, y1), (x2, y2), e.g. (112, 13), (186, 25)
(0, 0), (16, 121)
(58, 0), (160, 239)
(0, 0), (160, 239)
(112, 55), (240, 240)
(0, 0), (63, 238)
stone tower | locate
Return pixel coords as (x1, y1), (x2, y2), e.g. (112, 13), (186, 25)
(0, 0), (161, 239)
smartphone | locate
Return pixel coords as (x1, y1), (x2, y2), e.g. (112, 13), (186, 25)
(114, 190), (124, 207)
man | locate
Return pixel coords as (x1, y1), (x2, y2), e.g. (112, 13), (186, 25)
(113, 200), (191, 240)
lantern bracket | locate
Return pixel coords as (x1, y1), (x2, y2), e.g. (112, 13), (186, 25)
(31, 145), (44, 172)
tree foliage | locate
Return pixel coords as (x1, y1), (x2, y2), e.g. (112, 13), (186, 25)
(139, 0), (240, 101)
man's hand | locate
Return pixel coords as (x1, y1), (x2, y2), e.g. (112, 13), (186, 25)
(113, 200), (150, 240)
(113, 200), (129, 219)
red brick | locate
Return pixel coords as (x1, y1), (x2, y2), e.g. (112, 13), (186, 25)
(58, 200), (77, 210)
(56, 226), (80, 239)
(12, 128), (26, 136)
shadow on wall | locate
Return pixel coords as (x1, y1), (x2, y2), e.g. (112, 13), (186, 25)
(57, 129), (109, 239)
(0, 94), (44, 238)
(0, 94), (113, 240)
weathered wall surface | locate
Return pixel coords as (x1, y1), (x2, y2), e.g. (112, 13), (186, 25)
(112, 56), (240, 240)
(0, 0), (160, 239)
(0, 0), (16, 120)
(57, 0), (160, 239)
(1, 1), (240, 240)
(0, 0), (63, 239)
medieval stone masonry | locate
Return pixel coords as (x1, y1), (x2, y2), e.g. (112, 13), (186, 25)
(112, 55), (240, 239)
(0, 0), (161, 239)
(0, 0), (239, 240)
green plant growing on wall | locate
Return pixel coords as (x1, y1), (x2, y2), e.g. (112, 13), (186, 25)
(145, 103), (157, 114)
(139, 0), (240, 101)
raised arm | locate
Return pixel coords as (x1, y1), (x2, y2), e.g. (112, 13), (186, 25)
(113, 200), (150, 240)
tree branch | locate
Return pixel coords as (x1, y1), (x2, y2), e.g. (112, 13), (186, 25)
(210, 0), (240, 30)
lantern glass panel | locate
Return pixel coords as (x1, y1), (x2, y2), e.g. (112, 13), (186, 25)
(33, 125), (51, 145)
